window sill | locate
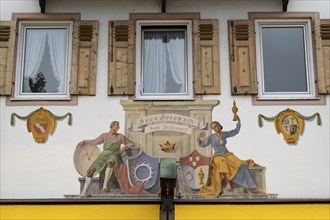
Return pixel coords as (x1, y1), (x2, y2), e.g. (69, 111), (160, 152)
(251, 95), (326, 106)
(133, 94), (195, 101)
(5, 96), (78, 106)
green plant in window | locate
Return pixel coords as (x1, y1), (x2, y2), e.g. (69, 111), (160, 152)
(29, 72), (46, 93)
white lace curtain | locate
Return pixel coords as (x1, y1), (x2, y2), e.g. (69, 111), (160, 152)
(23, 28), (67, 93)
(142, 31), (185, 94)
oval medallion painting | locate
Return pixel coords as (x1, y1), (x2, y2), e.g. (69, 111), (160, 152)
(27, 108), (55, 143)
(275, 109), (304, 144)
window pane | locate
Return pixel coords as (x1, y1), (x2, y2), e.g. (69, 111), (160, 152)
(142, 30), (186, 94)
(22, 28), (67, 94)
(262, 27), (307, 92)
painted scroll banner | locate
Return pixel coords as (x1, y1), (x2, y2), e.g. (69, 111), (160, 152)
(144, 123), (192, 134)
(128, 113), (207, 134)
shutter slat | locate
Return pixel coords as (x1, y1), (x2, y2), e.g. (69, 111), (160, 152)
(0, 21), (16, 96)
(193, 19), (220, 95)
(228, 20), (257, 95)
(108, 20), (135, 96)
(315, 19), (330, 94)
(70, 20), (98, 95)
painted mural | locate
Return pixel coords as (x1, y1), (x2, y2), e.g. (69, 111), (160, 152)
(71, 101), (274, 199)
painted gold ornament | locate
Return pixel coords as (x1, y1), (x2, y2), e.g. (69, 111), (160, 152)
(232, 100), (239, 121)
(159, 140), (176, 152)
(198, 168), (205, 185)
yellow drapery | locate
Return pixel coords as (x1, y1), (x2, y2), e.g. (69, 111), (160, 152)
(199, 152), (258, 198)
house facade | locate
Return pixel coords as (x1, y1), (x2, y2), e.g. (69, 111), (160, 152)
(0, 0), (329, 204)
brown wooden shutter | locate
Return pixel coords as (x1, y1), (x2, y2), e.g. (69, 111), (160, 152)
(108, 20), (135, 96)
(0, 21), (16, 96)
(193, 19), (220, 95)
(71, 20), (98, 95)
(314, 19), (330, 94)
(228, 20), (257, 95)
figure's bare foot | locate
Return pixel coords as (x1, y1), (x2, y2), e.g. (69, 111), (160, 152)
(225, 183), (232, 191)
(80, 194), (87, 198)
(101, 188), (109, 192)
(251, 188), (264, 194)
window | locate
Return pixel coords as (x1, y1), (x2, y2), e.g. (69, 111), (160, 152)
(135, 20), (193, 100)
(108, 14), (220, 99)
(0, 14), (99, 104)
(255, 19), (315, 99)
(228, 13), (329, 103)
(14, 21), (73, 100)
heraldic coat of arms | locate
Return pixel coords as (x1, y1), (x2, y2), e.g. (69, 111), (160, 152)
(127, 151), (160, 193)
(180, 149), (210, 190)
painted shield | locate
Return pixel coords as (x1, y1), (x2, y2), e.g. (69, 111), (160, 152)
(180, 149), (210, 190)
(127, 151), (159, 190)
(27, 108), (55, 143)
(73, 142), (101, 177)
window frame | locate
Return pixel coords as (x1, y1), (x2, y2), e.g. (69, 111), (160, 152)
(13, 20), (73, 101)
(135, 20), (194, 100)
(3, 13), (85, 106)
(255, 19), (316, 100)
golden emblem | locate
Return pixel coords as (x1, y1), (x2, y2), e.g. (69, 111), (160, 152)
(274, 109), (304, 144)
(27, 108), (55, 143)
(159, 140), (176, 152)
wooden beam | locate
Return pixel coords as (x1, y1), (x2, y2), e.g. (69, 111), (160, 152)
(282, 0), (289, 12)
(39, 0), (46, 13)
(161, 0), (166, 12)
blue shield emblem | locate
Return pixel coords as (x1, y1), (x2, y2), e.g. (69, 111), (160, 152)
(180, 149), (210, 190)
(127, 151), (159, 190)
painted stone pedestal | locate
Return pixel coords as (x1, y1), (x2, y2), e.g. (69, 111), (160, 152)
(76, 165), (275, 199)
(120, 99), (220, 160)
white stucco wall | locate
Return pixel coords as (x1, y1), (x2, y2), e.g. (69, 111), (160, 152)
(1, 0), (329, 199)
